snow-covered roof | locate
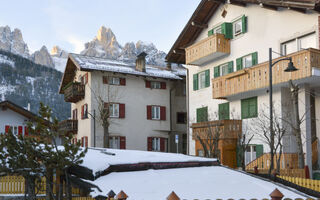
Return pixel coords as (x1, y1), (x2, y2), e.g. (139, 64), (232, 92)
(80, 148), (216, 176)
(69, 53), (185, 80)
(88, 166), (310, 199)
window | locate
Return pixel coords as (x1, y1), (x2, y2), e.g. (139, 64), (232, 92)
(242, 55), (252, 68)
(193, 69), (209, 91)
(198, 150), (204, 157)
(80, 73), (88, 85)
(196, 107), (208, 123)
(148, 137), (167, 152)
(233, 19), (242, 36)
(214, 61), (233, 78)
(109, 136), (120, 149)
(152, 106), (161, 120)
(177, 112), (187, 124)
(152, 137), (161, 151)
(221, 63), (229, 76)
(218, 102), (230, 120)
(82, 104), (88, 119)
(110, 77), (120, 85)
(281, 33), (316, 55)
(151, 81), (161, 89)
(72, 109), (77, 120)
(214, 27), (222, 34)
(199, 72), (206, 89)
(109, 103), (119, 118)
(281, 39), (296, 55)
(236, 52), (258, 71)
(241, 97), (258, 119)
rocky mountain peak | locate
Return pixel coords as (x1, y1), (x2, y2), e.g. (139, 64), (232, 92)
(32, 45), (54, 68)
(51, 45), (68, 58)
(0, 26), (29, 58)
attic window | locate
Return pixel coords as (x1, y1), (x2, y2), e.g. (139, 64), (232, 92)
(233, 19), (242, 36)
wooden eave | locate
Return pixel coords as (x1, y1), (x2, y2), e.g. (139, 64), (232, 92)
(166, 0), (320, 64)
(0, 101), (38, 120)
(58, 55), (80, 94)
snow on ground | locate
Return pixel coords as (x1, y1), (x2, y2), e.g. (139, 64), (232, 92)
(88, 166), (311, 199)
(52, 56), (67, 72)
(80, 148), (216, 175)
(0, 54), (14, 67)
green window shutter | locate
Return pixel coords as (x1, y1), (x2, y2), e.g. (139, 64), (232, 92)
(242, 97), (257, 119)
(214, 66), (220, 78)
(203, 107), (208, 122)
(250, 97), (258, 118)
(256, 144), (263, 158)
(205, 69), (210, 87)
(242, 15), (247, 33)
(219, 103), (229, 120)
(236, 57), (243, 71)
(241, 99), (248, 119)
(208, 29), (214, 37)
(228, 61), (234, 74)
(236, 146), (243, 167)
(252, 52), (258, 66)
(197, 107), (208, 122)
(221, 22), (233, 39)
(196, 108), (201, 123)
(193, 73), (198, 91)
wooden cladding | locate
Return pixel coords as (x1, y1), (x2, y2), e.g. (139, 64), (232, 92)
(191, 119), (242, 140)
(63, 82), (85, 103)
(212, 48), (320, 99)
(58, 119), (78, 134)
(186, 34), (230, 65)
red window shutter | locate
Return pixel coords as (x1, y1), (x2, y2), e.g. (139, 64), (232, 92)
(85, 136), (88, 147)
(75, 109), (78, 119)
(120, 136), (126, 149)
(160, 138), (165, 152)
(119, 104), (125, 118)
(80, 76), (84, 85)
(160, 106), (166, 120)
(147, 137), (153, 151)
(81, 105), (84, 119)
(18, 126), (23, 136)
(160, 82), (166, 89)
(145, 80), (151, 88)
(120, 78), (126, 86)
(103, 76), (108, 84)
(5, 125), (10, 134)
(81, 137), (84, 147)
(24, 126), (28, 136)
(104, 102), (109, 108)
(85, 73), (88, 84)
(147, 106), (152, 120)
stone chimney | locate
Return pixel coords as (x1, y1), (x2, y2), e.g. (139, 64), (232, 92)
(136, 52), (147, 72)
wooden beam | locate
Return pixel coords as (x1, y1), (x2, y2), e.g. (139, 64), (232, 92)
(191, 21), (208, 29)
(289, 7), (307, 13)
(229, 0), (246, 7)
(259, 3), (278, 10)
(173, 49), (185, 55)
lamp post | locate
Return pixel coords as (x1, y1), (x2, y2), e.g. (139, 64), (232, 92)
(87, 110), (96, 147)
(268, 47), (298, 174)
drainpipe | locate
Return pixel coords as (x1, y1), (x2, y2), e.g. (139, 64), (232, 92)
(186, 68), (190, 155)
(170, 87), (173, 153)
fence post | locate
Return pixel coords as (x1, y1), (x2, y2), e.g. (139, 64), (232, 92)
(269, 188), (284, 200)
(166, 191), (180, 200)
(107, 190), (116, 200)
(116, 190), (128, 200)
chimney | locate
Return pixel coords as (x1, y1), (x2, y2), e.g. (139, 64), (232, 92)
(136, 52), (147, 72)
(27, 103), (31, 111)
(166, 62), (172, 70)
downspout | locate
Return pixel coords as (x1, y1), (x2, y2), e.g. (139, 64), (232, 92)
(170, 87), (173, 153)
(186, 68), (190, 155)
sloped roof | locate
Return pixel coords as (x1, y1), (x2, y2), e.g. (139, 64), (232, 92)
(166, 0), (320, 64)
(59, 54), (186, 93)
(0, 100), (37, 120)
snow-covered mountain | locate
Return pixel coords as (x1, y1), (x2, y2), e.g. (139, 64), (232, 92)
(0, 25), (168, 70)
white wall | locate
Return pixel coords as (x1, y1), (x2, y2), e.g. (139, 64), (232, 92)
(0, 108), (29, 134)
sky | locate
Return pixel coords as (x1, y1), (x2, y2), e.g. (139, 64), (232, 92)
(0, 0), (200, 54)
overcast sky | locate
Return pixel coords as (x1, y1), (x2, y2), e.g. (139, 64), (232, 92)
(0, 0), (200, 53)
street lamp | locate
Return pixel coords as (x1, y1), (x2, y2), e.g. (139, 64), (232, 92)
(268, 47), (298, 174)
(87, 110), (96, 147)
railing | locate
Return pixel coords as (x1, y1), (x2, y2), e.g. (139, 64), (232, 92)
(312, 139), (318, 167)
(212, 48), (320, 99)
(191, 119), (242, 140)
(246, 153), (299, 171)
(58, 119), (78, 134)
(247, 168), (306, 178)
(185, 34), (230, 65)
(277, 175), (320, 192)
(63, 82), (85, 103)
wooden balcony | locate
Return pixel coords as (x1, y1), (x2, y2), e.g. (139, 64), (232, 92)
(212, 48), (320, 99)
(58, 119), (78, 134)
(185, 34), (230, 65)
(191, 119), (242, 140)
(63, 82), (85, 103)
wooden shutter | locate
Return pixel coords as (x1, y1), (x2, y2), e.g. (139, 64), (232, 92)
(145, 80), (151, 88)
(147, 137), (153, 151)
(120, 78), (126, 86)
(103, 76), (108, 84)
(160, 82), (166, 89)
(256, 144), (264, 158)
(85, 73), (88, 84)
(18, 126), (22, 136)
(236, 58), (243, 71)
(242, 15), (247, 33)
(221, 22), (233, 39)
(228, 61), (234, 74)
(205, 69), (210, 87)
(208, 29), (214, 37)
(241, 99), (249, 119)
(193, 74), (198, 91)
(119, 104), (125, 118)
(160, 138), (165, 152)
(147, 106), (152, 120)
(160, 106), (166, 120)
(214, 66), (220, 78)
(24, 126), (28, 136)
(252, 52), (258, 66)
(84, 136), (88, 147)
(81, 137), (84, 147)
(120, 136), (126, 149)
(219, 103), (230, 120)
(5, 125), (10, 134)
(81, 105), (84, 119)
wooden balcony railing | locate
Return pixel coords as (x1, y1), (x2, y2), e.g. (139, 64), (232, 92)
(58, 119), (78, 134)
(191, 119), (242, 140)
(212, 48), (320, 99)
(63, 82), (85, 103)
(185, 34), (230, 65)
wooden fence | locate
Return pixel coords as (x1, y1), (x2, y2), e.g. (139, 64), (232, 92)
(246, 168), (306, 178)
(277, 175), (320, 192)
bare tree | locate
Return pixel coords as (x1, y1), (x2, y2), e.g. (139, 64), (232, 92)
(237, 124), (254, 171)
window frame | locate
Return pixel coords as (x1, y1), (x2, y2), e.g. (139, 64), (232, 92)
(241, 97), (258, 119)
(233, 18), (242, 37)
(109, 136), (120, 149)
(110, 77), (120, 85)
(218, 102), (230, 120)
(198, 71), (206, 89)
(151, 106), (161, 120)
(151, 81), (161, 89)
(242, 54), (253, 68)
(152, 137), (161, 151)
(109, 103), (120, 118)
(220, 63), (229, 76)
(196, 106), (208, 123)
